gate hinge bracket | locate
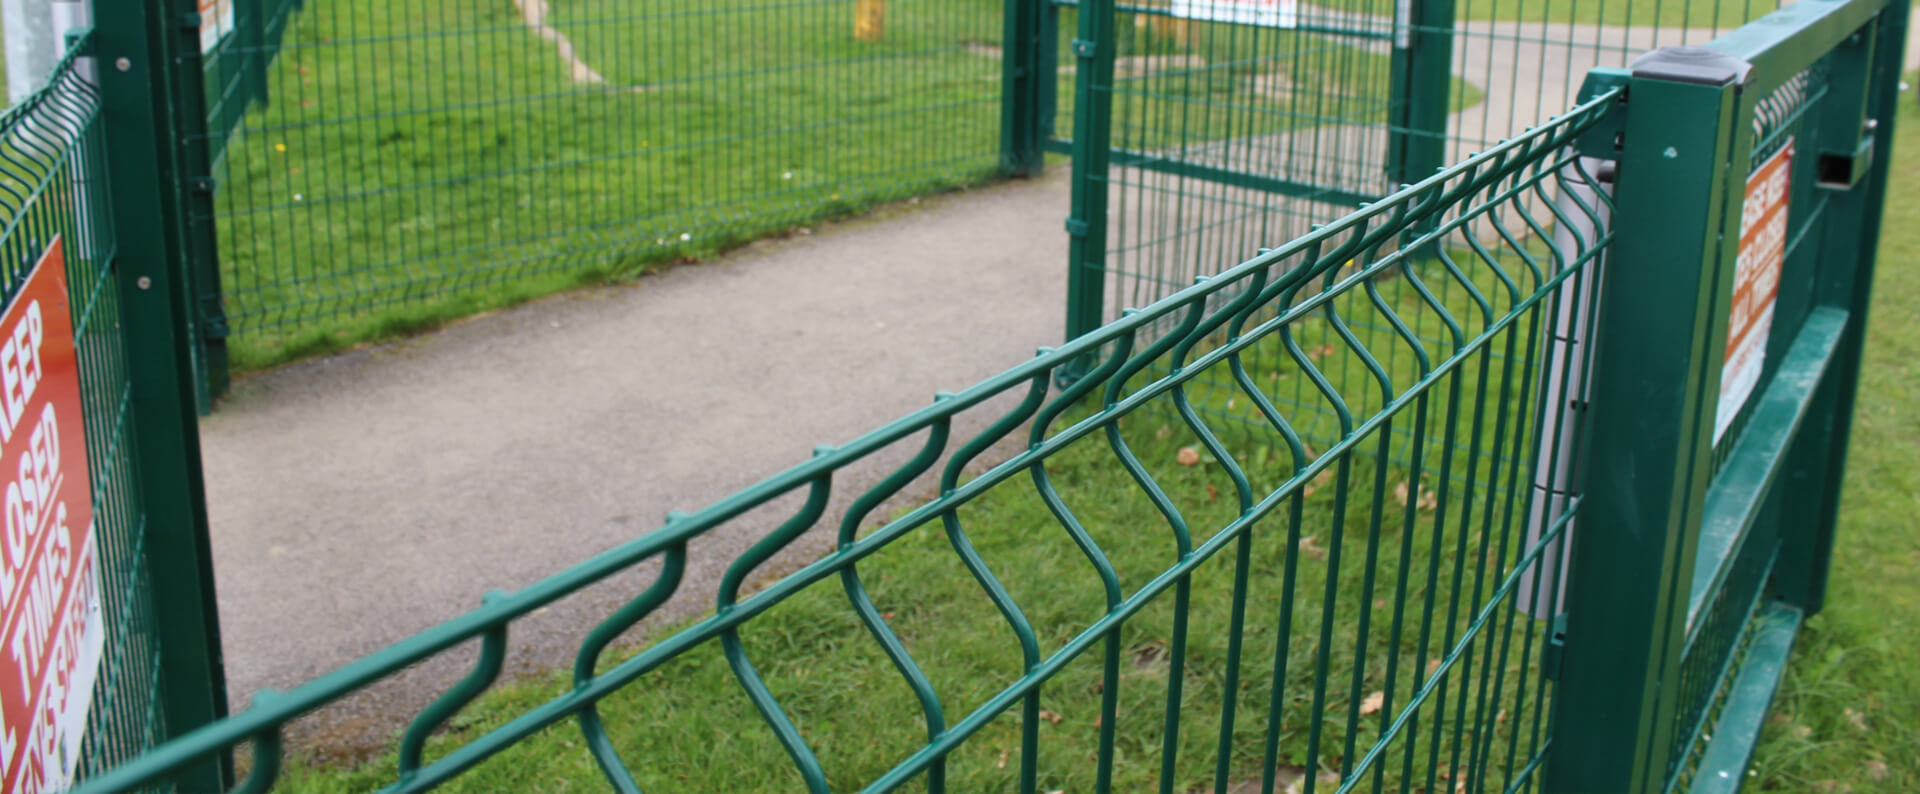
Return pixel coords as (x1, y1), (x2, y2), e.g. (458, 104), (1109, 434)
(1064, 217), (1089, 238)
(188, 176), (216, 194)
(1542, 614), (1569, 680)
(198, 306), (231, 340)
(1573, 68), (1630, 161)
(1071, 38), (1097, 59)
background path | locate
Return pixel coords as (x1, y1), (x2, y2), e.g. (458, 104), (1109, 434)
(201, 173), (1072, 755)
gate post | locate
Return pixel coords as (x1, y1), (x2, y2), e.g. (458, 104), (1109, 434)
(95, 0), (232, 788)
(1770, 2), (1907, 614)
(1544, 48), (1750, 794)
(1386, 0), (1454, 185)
(1061, 0), (1114, 364)
(1000, 0), (1048, 177)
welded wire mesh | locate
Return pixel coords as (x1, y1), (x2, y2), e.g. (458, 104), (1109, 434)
(72, 91), (1615, 794)
(0, 39), (169, 778)
(1087, 0), (1781, 334)
(204, 0), (1007, 344)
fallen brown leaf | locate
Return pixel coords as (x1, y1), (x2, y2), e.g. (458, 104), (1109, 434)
(1207, 484), (1219, 502)
(1865, 760), (1889, 781)
(1845, 707), (1869, 731)
(1299, 535), (1326, 560)
(1039, 709), (1064, 725)
(1177, 446), (1202, 466)
(1359, 691), (1385, 715)
(996, 750), (1009, 769)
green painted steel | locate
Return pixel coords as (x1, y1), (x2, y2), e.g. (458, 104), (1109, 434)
(97, 0), (236, 788)
(190, 0), (1019, 358)
(1059, 0), (1780, 358)
(0, 17), (226, 794)
(1546, 1), (1903, 792)
(48, 1), (1899, 791)
(70, 88), (1622, 794)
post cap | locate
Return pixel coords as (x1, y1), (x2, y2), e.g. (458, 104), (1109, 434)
(1630, 46), (1753, 87)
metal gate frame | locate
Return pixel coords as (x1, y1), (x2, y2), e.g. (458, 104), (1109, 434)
(1549, 0), (1908, 788)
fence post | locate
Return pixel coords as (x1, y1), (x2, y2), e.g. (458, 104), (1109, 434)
(1770, 2), (1906, 614)
(1061, 0), (1114, 365)
(95, 1), (232, 789)
(1000, 0), (1047, 177)
(1544, 47), (1751, 794)
(1386, 0), (1454, 185)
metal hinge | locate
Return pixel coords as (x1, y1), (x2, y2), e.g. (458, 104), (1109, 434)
(1542, 614), (1570, 680)
(1071, 38), (1097, 59)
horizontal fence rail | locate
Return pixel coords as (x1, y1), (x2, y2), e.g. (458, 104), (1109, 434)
(1062, 0), (1785, 350)
(199, 0), (1013, 361)
(73, 89), (1621, 794)
(0, 33), (198, 787)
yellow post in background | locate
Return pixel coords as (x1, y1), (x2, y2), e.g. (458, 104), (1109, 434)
(855, 0), (885, 42)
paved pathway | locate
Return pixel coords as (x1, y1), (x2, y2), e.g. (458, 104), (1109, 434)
(198, 12), (1918, 760)
(202, 174), (1071, 755)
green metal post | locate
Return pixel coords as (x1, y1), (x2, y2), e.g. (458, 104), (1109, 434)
(1387, 0), (1454, 185)
(95, 0), (232, 788)
(171, 0), (234, 408)
(1062, 0), (1115, 357)
(1544, 49), (1751, 794)
(1001, 0), (1047, 176)
(1773, 2), (1907, 613)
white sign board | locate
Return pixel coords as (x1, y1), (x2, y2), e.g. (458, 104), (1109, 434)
(199, 0), (234, 54)
(1168, 0), (1299, 28)
(1715, 139), (1792, 443)
(0, 237), (103, 794)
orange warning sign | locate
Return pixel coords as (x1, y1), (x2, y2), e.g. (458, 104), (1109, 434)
(1716, 140), (1792, 443)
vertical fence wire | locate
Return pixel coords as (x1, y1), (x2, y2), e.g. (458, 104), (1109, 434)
(201, 0), (1009, 352)
(0, 38), (169, 779)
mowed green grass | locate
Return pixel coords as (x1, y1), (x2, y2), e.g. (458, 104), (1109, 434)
(216, 0), (1008, 369)
(213, 0), (1437, 372)
(266, 227), (1569, 792)
(1745, 79), (1920, 793)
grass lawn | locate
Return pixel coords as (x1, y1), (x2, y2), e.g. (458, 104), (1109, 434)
(242, 74), (1918, 794)
(262, 203), (1577, 793)
(1745, 78), (1920, 793)
(214, 0), (1438, 372)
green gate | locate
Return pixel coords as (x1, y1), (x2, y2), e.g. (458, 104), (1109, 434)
(0, 12), (231, 793)
(1056, 0), (1786, 352)
(51, 0), (1910, 791)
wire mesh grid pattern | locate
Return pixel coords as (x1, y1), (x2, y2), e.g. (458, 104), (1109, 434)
(0, 39), (170, 779)
(202, 0), (1008, 339)
(72, 90), (1615, 794)
(1080, 0), (1784, 337)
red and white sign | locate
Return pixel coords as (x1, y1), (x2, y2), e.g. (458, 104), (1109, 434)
(1716, 140), (1793, 443)
(199, 0), (235, 54)
(1169, 0), (1299, 28)
(0, 237), (102, 794)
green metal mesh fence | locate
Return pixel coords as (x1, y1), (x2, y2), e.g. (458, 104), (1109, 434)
(203, 0), (1009, 345)
(1074, 0), (1786, 341)
(0, 37), (168, 779)
(71, 90), (1616, 794)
